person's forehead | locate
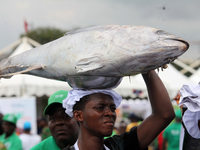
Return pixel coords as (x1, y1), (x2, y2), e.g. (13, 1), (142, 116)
(90, 93), (113, 99)
(88, 93), (115, 104)
(3, 121), (14, 126)
(48, 104), (65, 115)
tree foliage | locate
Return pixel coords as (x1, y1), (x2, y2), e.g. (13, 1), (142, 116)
(20, 27), (67, 44)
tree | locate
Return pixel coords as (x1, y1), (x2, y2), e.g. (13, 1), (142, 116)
(20, 27), (67, 44)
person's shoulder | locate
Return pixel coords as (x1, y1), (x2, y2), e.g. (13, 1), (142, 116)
(0, 133), (4, 139)
(32, 134), (42, 139)
(30, 136), (53, 150)
(12, 133), (22, 141)
(19, 133), (30, 138)
(31, 134), (42, 143)
(104, 127), (139, 150)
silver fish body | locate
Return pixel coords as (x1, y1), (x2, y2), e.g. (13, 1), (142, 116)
(0, 25), (189, 89)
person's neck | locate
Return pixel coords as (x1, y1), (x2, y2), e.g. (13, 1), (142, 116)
(24, 131), (31, 135)
(77, 132), (105, 150)
(56, 133), (78, 149)
(5, 132), (13, 138)
(56, 141), (70, 149)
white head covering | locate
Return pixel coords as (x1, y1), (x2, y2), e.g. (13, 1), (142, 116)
(179, 84), (200, 139)
(182, 109), (200, 139)
(179, 84), (200, 112)
(62, 89), (122, 117)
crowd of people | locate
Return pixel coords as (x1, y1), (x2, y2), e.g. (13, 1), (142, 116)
(0, 70), (195, 150)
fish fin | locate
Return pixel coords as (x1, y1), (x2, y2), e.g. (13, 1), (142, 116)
(76, 56), (104, 73)
(0, 64), (44, 77)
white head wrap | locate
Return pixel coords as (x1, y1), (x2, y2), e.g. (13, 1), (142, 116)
(179, 84), (200, 139)
(62, 89), (122, 117)
(182, 110), (200, 139)
(179, 84), (200, 112)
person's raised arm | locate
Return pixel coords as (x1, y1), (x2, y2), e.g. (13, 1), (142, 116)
(137, 70), (175, 149)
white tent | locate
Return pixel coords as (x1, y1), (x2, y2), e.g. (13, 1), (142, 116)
(114, 74), (147, 98)
(119, 99), (151, 119)
(114, 64), (192, 99)
(189, 68), (200, 84)
(0, 37), (72, 97)
(0, 36), (41, 61)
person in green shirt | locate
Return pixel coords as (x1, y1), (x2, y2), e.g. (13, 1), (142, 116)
(162, 109), (182, 150)
(0, 114), (22, 150)
(31, 90), (79, 150)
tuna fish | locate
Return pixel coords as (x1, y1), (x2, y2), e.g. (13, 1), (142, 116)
(0, 25), (189, 88)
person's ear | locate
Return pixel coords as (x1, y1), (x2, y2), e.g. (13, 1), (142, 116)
(73, 110), (83, 122)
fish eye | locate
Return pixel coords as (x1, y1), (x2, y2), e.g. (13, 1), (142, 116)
(156, 30), (167, 35)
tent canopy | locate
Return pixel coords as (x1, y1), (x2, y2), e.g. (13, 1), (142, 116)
(114, 64), (192, 99)
(189, 68), (200, 84)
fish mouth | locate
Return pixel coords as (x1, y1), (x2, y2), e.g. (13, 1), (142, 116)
(165, 38), (190, 50)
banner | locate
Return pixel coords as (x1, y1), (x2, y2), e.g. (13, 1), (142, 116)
(0, 97), (37, 134)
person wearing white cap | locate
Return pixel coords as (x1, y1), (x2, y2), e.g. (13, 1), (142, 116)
(63, 70), (175, 150)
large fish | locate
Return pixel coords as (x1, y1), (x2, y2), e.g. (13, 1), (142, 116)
(0, 25), (189, 88)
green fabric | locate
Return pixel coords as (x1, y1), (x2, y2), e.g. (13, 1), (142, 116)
(2, 114), (17, 124)
(175, 109), (182, 119)
(104, 130), (117, 139)
(163, 122), (182, 150)
(30, 136), (60, 150)
(0, 132), (22, 150)
(41, 127), (51, 141)
(43, 90), (68, 115)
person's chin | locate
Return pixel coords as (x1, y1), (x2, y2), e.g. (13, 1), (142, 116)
(56, 134), (70, 142)
(55, 131), (69, 139)
(102, 129), (113, 137)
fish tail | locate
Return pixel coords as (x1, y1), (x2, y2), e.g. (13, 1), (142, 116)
(0, 64), (44, 78)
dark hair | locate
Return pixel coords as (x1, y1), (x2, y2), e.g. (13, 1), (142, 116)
(73, 95), (91, 112)
(24, 128), (31, 132)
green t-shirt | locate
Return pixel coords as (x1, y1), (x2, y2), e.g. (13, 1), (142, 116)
(0, 132), (22, 150)
(30, 136), (61, 150)
(163, 122), (182, 150)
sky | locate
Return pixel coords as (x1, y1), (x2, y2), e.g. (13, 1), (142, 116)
(0, 0), (200, 61)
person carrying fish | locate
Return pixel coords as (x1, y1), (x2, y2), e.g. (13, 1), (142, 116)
(62, 70), (175, 150)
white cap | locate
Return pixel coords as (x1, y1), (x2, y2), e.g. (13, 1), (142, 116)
(179, 84), (200, 112)
(62, 89), (122, 117)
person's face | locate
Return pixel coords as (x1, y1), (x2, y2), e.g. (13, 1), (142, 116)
(80, 93), (116, 137)
(48, 105), (79, 143)
(2, 121), (16, 136)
